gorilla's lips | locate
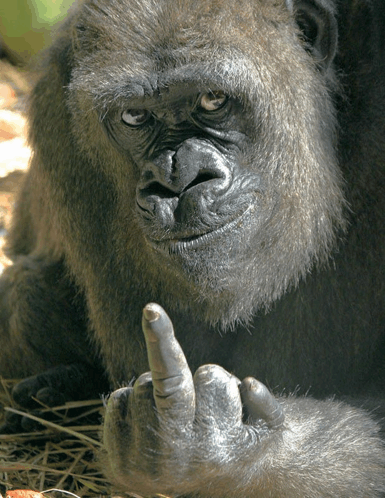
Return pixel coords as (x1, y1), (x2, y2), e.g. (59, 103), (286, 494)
(149, 203), (254, 254)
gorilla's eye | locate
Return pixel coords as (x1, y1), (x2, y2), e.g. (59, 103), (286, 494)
(200, 91), (228, 111)
(122, 109), (151, 127)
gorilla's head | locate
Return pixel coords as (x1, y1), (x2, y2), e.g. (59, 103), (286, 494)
(33, 0), (345, 327)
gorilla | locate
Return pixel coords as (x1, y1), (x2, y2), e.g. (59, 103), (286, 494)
(1, 0), (385, 496)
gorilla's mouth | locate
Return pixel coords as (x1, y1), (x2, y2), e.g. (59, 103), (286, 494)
(150, 204), (254, 254)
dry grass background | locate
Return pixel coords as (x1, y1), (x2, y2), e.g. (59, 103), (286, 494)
(0, 380), (110, 497)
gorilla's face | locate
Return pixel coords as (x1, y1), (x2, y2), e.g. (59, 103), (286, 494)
(104, 82), (270, 287)
(123, 89), (256, 248)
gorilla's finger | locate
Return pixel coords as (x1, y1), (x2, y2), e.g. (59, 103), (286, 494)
(36, 387), (66, 407)
(194, 365), (243, 428)
(104, 387), (133, 454)
(13, 378), (66, 408)
(134, 371), (153, 399)
(142, 303), (195, 425)
(106, 387), (133, 421)
(11, 363), (106, 408)
(12, 376), (43, 408)
(240, 378), (285, 430)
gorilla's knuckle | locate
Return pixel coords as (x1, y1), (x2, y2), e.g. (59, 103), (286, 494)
(135, 371), (153, 388)
(194, 364), (232, 385)
(134, 372), (154, 400)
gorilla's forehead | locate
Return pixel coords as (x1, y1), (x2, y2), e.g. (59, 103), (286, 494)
(69, 0), (316, 119)
(72, 0), (296, 83)
(77, 0), (291, 43)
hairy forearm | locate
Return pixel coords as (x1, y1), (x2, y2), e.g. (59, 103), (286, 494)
(234, 398), (385, 498)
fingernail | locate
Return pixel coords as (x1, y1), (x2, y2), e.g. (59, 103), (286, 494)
(143, 306), (160, 322)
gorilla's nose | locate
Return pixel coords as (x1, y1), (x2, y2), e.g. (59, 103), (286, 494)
(136, 139), (232, 227)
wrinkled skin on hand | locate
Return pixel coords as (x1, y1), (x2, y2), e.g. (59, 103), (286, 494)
(104, 303), (284, 497)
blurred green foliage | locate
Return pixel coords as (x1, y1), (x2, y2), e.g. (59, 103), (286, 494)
(0, 0), (75, 62)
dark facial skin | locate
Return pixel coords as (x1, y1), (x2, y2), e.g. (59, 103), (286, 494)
(0, 0), (384, 496)
(110, 87), (253, 237)
(106, 85), (260, 282)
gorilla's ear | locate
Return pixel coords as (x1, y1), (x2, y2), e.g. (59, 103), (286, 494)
(287, 0), (338, 70)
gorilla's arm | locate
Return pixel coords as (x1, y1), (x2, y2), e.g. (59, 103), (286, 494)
(103, 304), (385, 498)
(0, 256), (107, 414)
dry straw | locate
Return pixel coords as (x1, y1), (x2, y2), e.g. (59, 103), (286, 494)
(0, 378), (110, 497)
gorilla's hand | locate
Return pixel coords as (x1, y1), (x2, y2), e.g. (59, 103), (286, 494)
(0, 364), (108, 434)
(104, 304), (385, 497)
(103, 303), (284, 497)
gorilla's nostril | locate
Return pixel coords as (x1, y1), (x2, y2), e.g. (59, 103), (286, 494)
(183, 172), (220, 192)
(141, 182), (178, 199)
